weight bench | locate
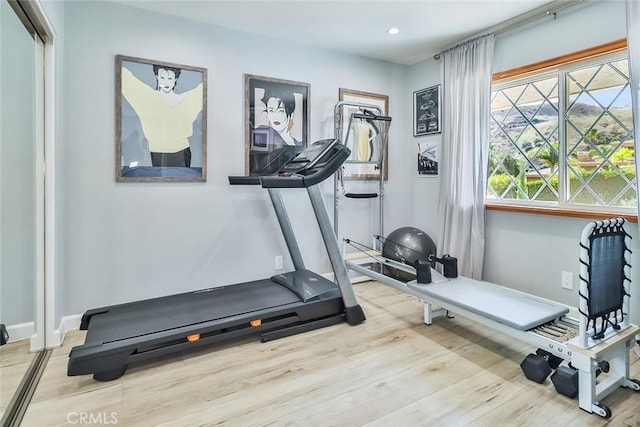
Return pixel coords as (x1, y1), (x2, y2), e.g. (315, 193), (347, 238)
(345, 218), (639, 419)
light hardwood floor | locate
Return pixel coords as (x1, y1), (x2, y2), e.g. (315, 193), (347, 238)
(0, 339), (34, 418)
(21, 281), (640, 426)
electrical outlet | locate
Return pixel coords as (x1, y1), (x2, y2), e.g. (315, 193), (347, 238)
(275, 255), (284, 270)
(561, 271), (573, 290)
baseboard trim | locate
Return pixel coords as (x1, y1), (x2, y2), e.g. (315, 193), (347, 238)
(4, 322), (34, 344)
(54, 314), (82, 346)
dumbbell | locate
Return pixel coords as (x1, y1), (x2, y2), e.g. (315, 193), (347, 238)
(551, 359), (610, 399)
(551, 365), (579, 398)
(520, 348), (563, 383)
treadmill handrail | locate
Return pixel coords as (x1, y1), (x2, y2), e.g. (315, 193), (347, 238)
(228, 176), (261, 185)
(350, 112), (392, 122)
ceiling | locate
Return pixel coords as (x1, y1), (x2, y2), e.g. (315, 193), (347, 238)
(111, 0), (567, 65)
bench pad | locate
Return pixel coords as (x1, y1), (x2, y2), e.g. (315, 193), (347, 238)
(408, 275), (569, 331)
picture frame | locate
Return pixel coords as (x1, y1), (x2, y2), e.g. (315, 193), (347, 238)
(414, 85), (441, 136)
(417, 141), (439, 176)
(245, 74), (310, 176)
(115, 55), (207, 182)
(338, 88), (390, 180)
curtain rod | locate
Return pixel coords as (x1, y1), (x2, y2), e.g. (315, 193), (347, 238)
(433, 0), (585, 60)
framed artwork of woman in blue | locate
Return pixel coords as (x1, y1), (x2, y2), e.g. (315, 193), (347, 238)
(245, 74), (310, 176)
(115, 55), (207, 182)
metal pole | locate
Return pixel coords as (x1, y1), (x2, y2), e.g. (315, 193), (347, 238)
(307, 185), (363, 321)
(267, 188), (305, 271)
(377, 121), (391, 250)
(333, 101), (385, 240)
(334, 171), (340, 238)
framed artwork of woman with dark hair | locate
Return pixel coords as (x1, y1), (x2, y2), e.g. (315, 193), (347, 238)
(115, 55), (207, 182)
(245, 75), (310, 176)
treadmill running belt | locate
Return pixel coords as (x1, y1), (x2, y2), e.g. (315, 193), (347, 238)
(84, 279), (300, 344)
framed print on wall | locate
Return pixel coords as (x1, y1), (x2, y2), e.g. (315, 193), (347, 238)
(414, 85), (441, 136)
(115, 55), (207, 182)
(417, 141), (439, 176)
(338, 88), (389, 180)
(245, 74), (310, 176)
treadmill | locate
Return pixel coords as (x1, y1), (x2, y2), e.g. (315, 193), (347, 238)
(68, 138), (366, 381)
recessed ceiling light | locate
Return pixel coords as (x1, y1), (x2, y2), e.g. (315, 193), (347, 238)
(387, 27), (400, 36)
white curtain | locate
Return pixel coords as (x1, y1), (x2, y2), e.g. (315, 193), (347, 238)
(437, 34), (495, 279)
(628, 1), (640, 223)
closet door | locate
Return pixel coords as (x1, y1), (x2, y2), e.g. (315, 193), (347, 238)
(0, 0), (44, 420)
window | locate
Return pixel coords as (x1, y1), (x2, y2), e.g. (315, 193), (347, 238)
(487, 41), (636, 218)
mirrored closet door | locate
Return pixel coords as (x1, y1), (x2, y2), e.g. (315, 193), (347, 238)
(0, 0), (47, 423)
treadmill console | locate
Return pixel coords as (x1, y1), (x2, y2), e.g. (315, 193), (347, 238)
(280, 138), (339, 175)
(230, 138), (350, 188)
(258, 138), (350, 188)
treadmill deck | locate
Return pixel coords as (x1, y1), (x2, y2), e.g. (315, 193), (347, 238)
(84, 279), (302, 344)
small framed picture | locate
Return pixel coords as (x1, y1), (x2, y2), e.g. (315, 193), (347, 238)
(245, 74), (310, 176)
(414, 85), (441, 136)
(417, 141), (439, 176)
(115, 55), (207, 182)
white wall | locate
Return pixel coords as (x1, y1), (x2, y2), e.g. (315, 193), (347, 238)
(49, 0), (640, 328)
(406, 59), (442, 240)
(492, 0), (626, 72)
(57, 1), (407, 320)
(407, 0), (639, 323)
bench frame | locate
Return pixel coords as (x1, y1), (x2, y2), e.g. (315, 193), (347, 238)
(344, 219), (639, 418)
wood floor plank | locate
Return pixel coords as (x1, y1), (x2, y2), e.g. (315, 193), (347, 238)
(19, 281), (640, 426)
(0, 339), (35, 415)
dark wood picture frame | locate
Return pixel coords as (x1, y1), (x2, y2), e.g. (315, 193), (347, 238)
(115, 55), (207, 182)
(245, 74), (310, 176)
(414, 85), (441, 136)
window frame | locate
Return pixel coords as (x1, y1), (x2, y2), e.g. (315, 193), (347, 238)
(486, 38), (637, 222)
